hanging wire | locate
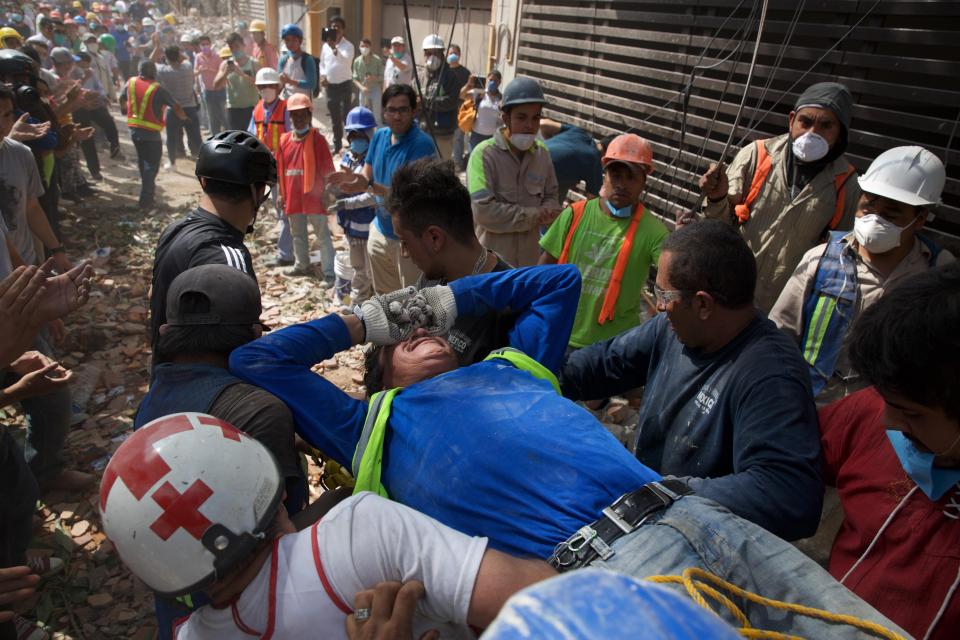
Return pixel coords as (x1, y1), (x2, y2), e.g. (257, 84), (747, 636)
(402, 0), (441, 155)
(717, 0), (770, 165)
(733, 0), (884, 149)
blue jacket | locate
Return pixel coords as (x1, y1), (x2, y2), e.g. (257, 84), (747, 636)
(231, 265), (662, 557)
(561, 313), (823, 540)
(277, 51), (318, 95)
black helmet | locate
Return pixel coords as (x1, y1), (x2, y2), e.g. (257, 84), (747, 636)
(0, 49), (39, 82)
(195, 130), (277, 186)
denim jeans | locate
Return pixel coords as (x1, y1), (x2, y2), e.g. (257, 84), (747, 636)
(0, 429), (38, 639)
(358, 84), (382, 125)
(75, 105), (121, 176)
(594, 495), (907, 639)
(289, 214), (334, 279)
(452, 128), (467, 170)
(275, 197), (293, 262)
(165, 106), (203, 162)
(202, 89), (227, 135)
(131, 129), (163, 206)
(15, 337), (71, 485)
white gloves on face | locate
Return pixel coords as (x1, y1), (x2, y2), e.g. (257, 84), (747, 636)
(360, 285), (457, 345)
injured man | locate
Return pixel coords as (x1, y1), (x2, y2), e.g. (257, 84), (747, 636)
(227, 263), (908, 638)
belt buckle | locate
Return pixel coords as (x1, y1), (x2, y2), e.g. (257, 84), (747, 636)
(602, 482), (676, 534)
(550, 524), (615, 569)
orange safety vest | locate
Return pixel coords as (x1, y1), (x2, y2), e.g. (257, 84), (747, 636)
(734, 139), (856, 229)
(253, 99), (287, 153)
(126, 77), (164, 132)
(557, 198), (645, 325)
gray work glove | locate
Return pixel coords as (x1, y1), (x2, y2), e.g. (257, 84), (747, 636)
(359, 285), (458, 344)
(414, 285), (457, 336)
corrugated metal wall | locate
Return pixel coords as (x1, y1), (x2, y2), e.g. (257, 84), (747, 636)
(515, 0), (960, 248)
(236, 0), (268, 25)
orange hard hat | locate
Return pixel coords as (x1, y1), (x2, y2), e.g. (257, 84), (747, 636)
(286, 93), (312, 111)
(602, 133), (654, 175)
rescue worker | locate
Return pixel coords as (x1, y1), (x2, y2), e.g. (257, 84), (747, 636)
(120, 59), (188, 208)
(819, 263), (960, 639)
(467, 76), (560, 266)
(277, 23), (317, 100)
(248, 67), (290, 154)
(229, 263), (903, 639)
(418, 34), (457, 161)
(770, 146), (954, 402)
(101, 412), (554, 639)
(699, 82), (860, 312)
(539, 134), (668, 348)
(249, 19), (277, 70)
(149, 130), (276, 349)
(0, 26), (24, 49)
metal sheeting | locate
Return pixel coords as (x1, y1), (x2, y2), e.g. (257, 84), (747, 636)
(515, 0), (960, 248)
(235, 0), (268, 27)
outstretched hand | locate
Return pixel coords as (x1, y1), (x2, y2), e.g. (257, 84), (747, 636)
(0, 266), (48, 364)
(37, 259), (95, 324)
(0, 566), (40, 624)
(9, 114), (51, 142)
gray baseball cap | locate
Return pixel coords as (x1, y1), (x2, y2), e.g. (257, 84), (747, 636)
(166, 264), (262, 327)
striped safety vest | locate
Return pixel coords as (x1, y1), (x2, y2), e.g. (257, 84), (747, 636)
(252, 99), (287, 153)
(350, 348), (560, 497)
(126, 77), (164, 132)
(801, 231), (941, 395)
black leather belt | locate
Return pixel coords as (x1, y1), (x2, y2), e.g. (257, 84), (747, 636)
(548, 479), (691, 572)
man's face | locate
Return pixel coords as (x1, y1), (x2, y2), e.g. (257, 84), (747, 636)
(654, 251), (708, 349)
(78, 59), (90, 71)
(603, 163), (647, 209)
(289, 108), (311, 130)
(0, 97), (16, 139)
(253, 31), (265, 45)
(392, 43), (405, 56)
(283, 34), (301, 53)
(502, 103), (542, 135)
(393, 215), (442, 280)
(856, 192), (924, 247)
(55, 60), (73, 76)
(383, 328), (459, 388)
(881, 390), (960, 469)
(199, 39), (210, 50)
(788, 106), (841, 149)
(383, 94), (415, 136)
(329, 21), (343, 42)
(2, 37), (20, 49)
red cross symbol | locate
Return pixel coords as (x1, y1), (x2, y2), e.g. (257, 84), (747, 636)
(197, 414), (243, 442)
(149, 479), (214, 540)
(100, 414), (195, 510)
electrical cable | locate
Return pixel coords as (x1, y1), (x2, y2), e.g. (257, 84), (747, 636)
(717, 0), (770, 165)
(733, 0), (884, 149)
(401, 0), (441, 155)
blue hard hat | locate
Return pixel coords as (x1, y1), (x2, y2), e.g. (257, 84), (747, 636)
(74, 16), (86, 25)
(481, 569), (741, 640)
(344, 107), (376, 132)
(280, 23), (303, 40)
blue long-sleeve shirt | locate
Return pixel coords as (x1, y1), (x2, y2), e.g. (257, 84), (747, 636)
(560, 312), (823, 540)
(231, 265), (661, 557)
(277, 51), (318, 95)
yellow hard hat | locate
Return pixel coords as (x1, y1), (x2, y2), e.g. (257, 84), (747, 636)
(0, 27), (23, 43)
(249, 20), (266, 33)
(86, 12), (97, 22)
(163, 13), (176, 25)
(218, 46), (233, 58)
(73, 1), (83, 8)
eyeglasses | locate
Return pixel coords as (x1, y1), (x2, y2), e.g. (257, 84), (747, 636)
(384, 106), (411, 116)
(653, 285), (686, 306)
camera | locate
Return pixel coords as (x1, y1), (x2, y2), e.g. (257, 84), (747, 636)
(322, 27), (337, 43)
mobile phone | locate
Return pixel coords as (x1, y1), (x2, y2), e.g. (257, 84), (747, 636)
(473, 75), (484, 88)
(227, 59), (235, 66)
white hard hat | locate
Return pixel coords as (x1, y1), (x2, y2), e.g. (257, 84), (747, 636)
(114, 1), (128, 12)
(141, 17), (155, 27)
(390, 36), (404, 45)
(255, 67), (281, 86)
(421, 34), (444, 50)
(858, 145), (945, 208)
(99, 412), (283, 596)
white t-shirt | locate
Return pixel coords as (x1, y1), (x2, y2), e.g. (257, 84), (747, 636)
(473, 93), (502, 137)
(282, 53), (308, 100)
(319, 39), (355, 85)
(174, 493), (486, 640)
(0, 138), (44, 266)
(384, 52), (414, 87)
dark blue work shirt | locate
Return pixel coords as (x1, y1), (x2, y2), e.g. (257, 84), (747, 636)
(561, 312), (823, 540)
(545, 124), (603, 198)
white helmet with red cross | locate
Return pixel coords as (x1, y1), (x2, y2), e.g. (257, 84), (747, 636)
(99, 412), (283, 596)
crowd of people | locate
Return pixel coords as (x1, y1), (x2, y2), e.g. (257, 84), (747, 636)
(1, 2), (958, 640)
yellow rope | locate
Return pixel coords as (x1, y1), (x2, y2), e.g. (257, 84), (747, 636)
(646, 568), (906, 640)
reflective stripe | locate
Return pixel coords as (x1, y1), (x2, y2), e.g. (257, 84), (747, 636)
(284, 169), (304, 176)
(351, 389), (399, 498)
(483, 347), (561, 395)
(127, 79), (163, 131)
(802, 295), (836, 365)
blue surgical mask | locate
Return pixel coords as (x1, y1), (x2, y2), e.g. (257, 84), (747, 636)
(446, 53), (458, 64)
(887, 430), (960, 500)
(487, 80), (497, 93)
(349, 137), (369, 155)
(295, 126), (311, 136)
(605, 199), (634, 218)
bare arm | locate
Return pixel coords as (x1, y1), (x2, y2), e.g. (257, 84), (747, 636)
(213, 60), (229, 90)
(537, 251), (558, 265)
(26, 199), (61, 253)
(466, 550), (555, 628)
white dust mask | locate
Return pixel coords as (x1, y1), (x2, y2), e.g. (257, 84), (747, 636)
(792, 131), (830, 163)
(854, 213), (915, 254)
(509, 133), (536, 151)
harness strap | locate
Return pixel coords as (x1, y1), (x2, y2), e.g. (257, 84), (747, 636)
(828, 164), (857, 230)
(557, 199), (589, 264)
(734, 139), (772, 224)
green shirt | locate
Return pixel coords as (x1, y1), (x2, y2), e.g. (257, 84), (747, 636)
(540, 198), (667, 348)
(352, 53), (384, 87)
(226, 56), (259, 109)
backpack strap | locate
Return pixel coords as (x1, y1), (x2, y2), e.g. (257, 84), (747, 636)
(557, 199), (590, 264)
(734, 139), (773, 224)
(917, 233), (942, 267)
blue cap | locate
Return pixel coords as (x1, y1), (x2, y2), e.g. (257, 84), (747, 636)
(482, 569), (741, 640)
